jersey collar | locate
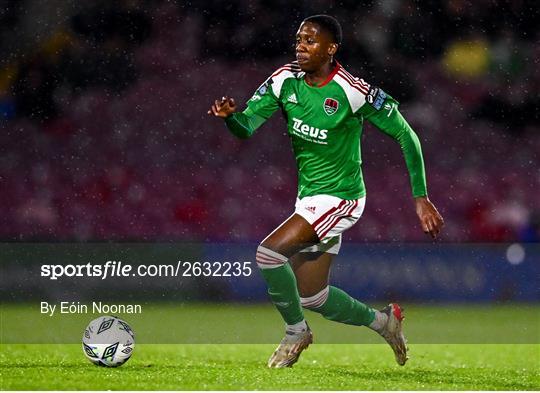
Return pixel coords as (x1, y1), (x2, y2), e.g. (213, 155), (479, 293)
(304, 61), (341, 88)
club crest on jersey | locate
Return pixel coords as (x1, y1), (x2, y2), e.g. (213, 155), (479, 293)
(323, 98), (339, 115)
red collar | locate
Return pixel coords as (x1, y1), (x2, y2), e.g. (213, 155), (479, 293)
(305, 62), (340, 88)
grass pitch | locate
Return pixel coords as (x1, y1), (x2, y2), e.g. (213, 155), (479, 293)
(1, 344), (539, 390)
(1, 303), (539, 390)
(2, 303), (539, 344)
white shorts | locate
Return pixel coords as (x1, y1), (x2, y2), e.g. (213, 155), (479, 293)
(295, 194), (366, 255)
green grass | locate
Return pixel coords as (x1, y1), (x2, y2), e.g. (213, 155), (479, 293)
(1, 303), (539, 390)
(1, 344), (539, 390)
(2, 303), (539, 344)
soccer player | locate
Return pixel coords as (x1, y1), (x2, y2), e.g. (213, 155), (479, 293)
(208, 15), (444, 368)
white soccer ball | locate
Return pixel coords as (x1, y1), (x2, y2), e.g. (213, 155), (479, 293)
(82, 315), (135, 367)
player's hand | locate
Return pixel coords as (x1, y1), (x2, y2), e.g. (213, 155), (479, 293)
(208, 96), (237, 118)
(415, 196), (444, 239)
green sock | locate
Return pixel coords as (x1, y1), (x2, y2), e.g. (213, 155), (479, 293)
(260, 264), (305, 325)
(314, 286), (375, 326)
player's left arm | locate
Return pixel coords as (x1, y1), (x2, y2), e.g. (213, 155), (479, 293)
(359, 90), (444, 238)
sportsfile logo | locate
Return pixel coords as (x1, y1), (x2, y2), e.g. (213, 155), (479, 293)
(291, 118), (328, 144)
(40, 261), (253, 280)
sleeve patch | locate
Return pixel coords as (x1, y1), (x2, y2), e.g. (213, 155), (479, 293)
(366, 86), (387, 110)
(249, 78), (274, 102)
(257, 78), (273, 96)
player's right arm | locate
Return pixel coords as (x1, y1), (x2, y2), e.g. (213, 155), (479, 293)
(338, 71), (444, 238)
(208, 78), (281, 139)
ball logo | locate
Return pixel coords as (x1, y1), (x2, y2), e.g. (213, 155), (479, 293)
(101, 342), (119, 359)
(83, 343), (98, 358)
(122, 347), (133, 354)
(97, 318), (114, 334)
(323, 98), (339, 115)
(117, 320), (135, 338)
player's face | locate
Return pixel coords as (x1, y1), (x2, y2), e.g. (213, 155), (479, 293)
(295, 22), (336, 72)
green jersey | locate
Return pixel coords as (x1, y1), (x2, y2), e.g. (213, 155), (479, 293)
(225, 61), (427, 200)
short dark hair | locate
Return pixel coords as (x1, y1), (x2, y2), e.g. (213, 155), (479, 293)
(303, 15), (342, 45)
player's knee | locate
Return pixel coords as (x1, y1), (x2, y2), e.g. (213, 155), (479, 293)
(259, 237), (289, 257)
(255, 244), (288, 270)
(300, 286), (329, 309)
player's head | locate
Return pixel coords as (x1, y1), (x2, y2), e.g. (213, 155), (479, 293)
(296, 15), (342, 72)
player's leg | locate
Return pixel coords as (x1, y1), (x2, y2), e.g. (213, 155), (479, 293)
(291, 251), (332, 297)
(260, 194), (406, 366)
(292, 245), (377, 327)
(256, 213), (318, 368)
(292, 239), (409, 365)
(257, 213), (318, 328)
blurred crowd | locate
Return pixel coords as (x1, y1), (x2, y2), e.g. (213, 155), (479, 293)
(1, 0), (539, 242)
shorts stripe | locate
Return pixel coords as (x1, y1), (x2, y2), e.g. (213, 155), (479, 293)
(314, 200), (355, 238)
(312, 200), (347, 231)
(319, 199), (359, 239)
(314, 200), (352, 236)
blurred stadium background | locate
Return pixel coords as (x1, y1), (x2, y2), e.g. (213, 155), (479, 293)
(0, 1), (538, 310)
(1, 0), (538, 243)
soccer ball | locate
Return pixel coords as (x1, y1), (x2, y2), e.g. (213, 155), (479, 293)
(82, 315), (135, 367)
